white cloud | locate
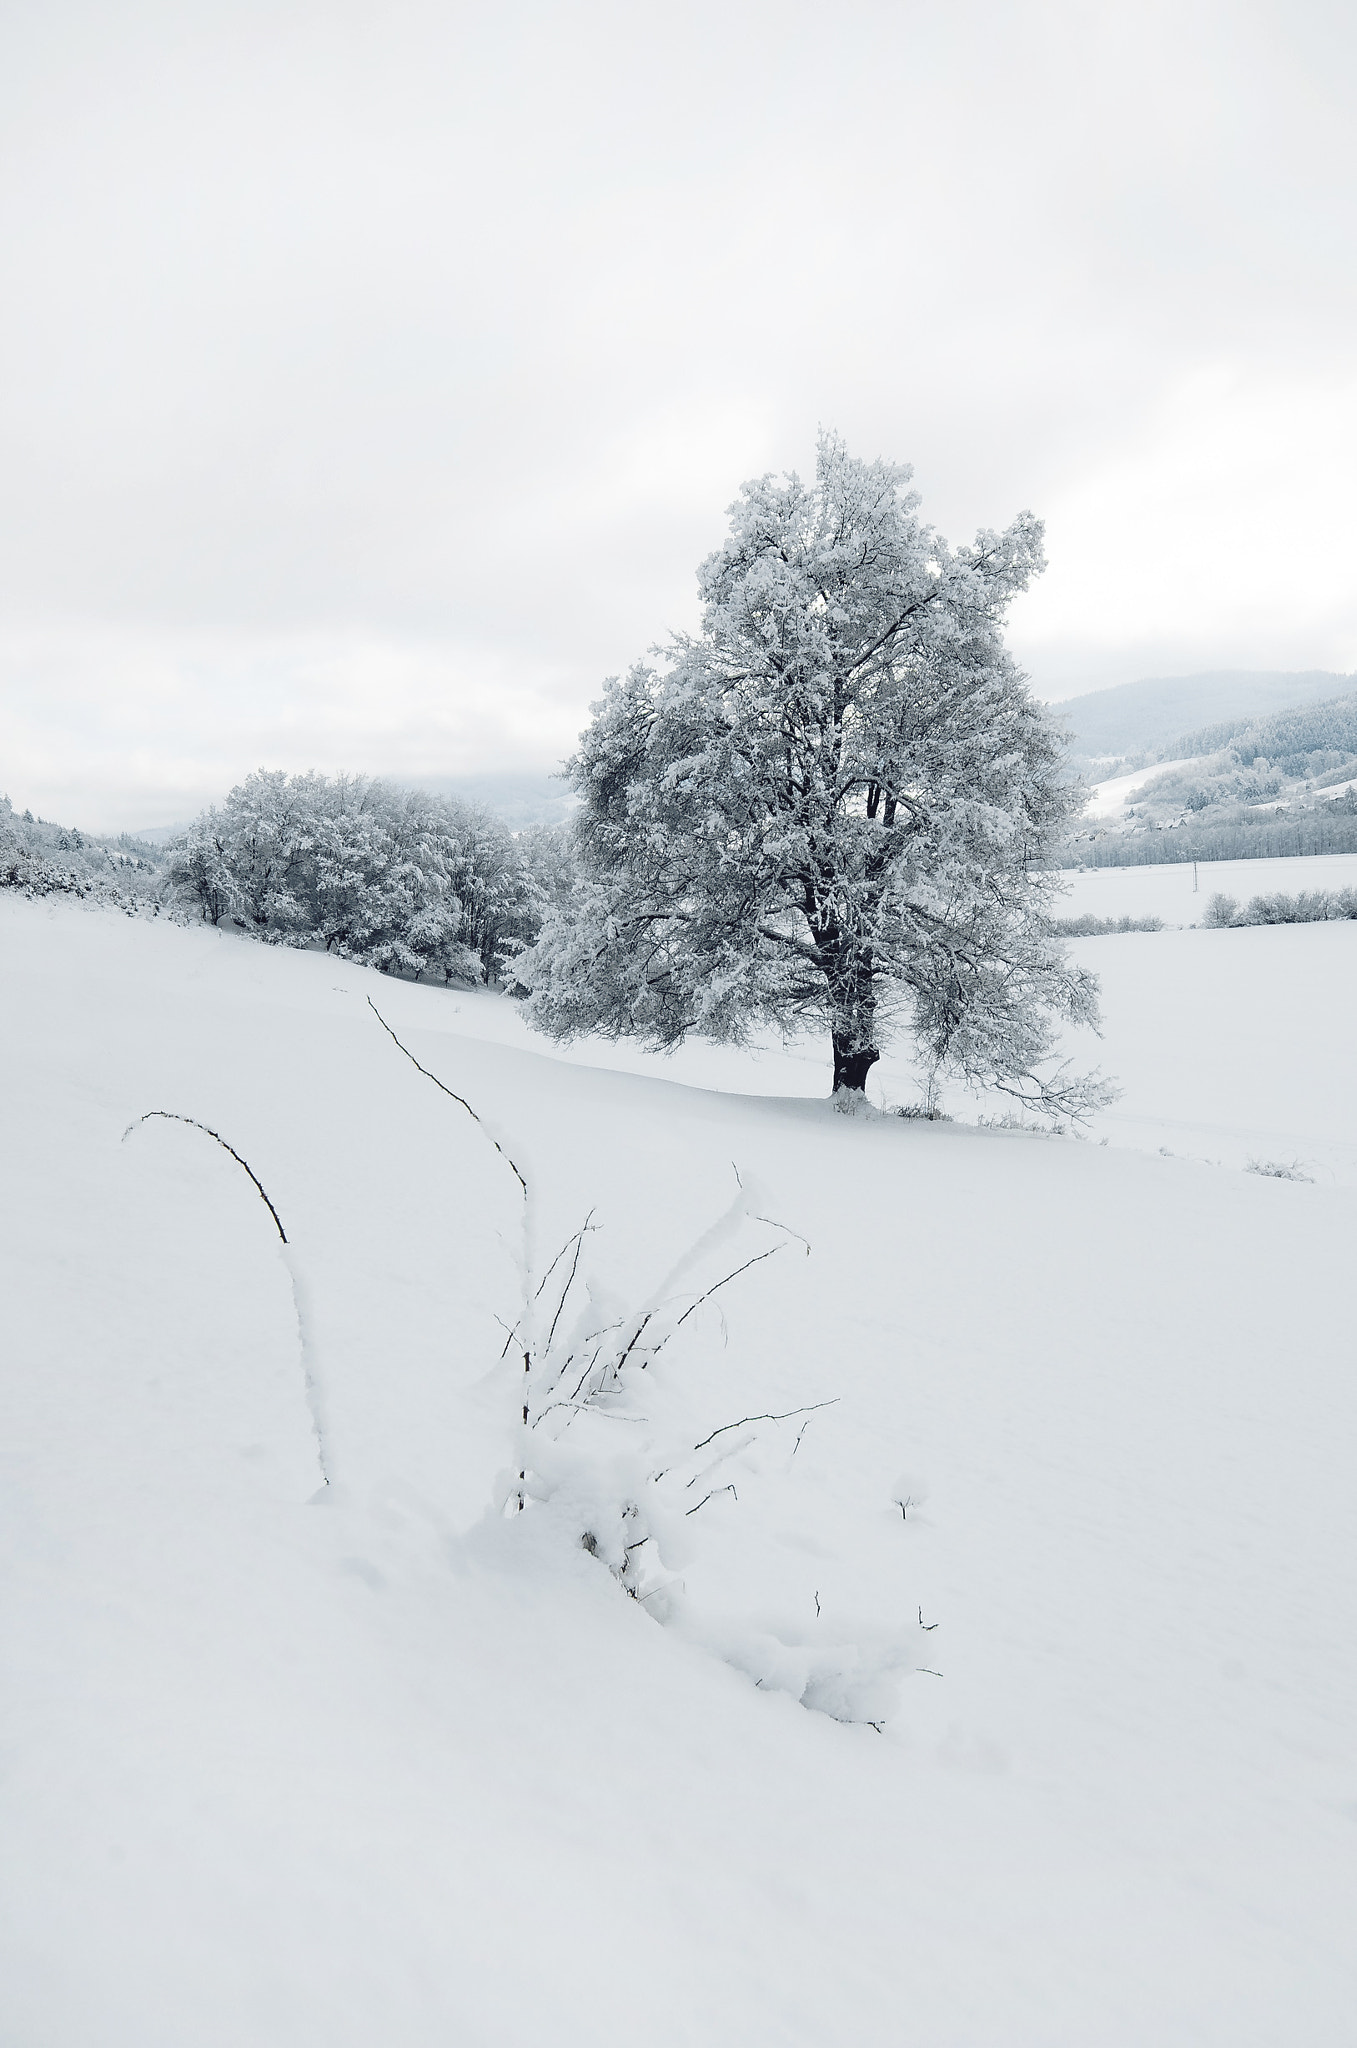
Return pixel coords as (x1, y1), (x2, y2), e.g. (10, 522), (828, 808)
(1, 0), (1354, 820)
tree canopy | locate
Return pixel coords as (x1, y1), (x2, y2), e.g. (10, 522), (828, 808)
(519, 435), (1105, 1111)
(169, 770), (546, 984)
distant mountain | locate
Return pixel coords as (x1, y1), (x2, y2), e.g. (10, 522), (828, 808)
(1048, 671), (1354, 763)
(414, 771), (575, 831)
(126, 822), (191, 846)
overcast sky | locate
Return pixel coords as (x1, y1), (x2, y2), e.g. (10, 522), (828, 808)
(3, 0), (1355, 827)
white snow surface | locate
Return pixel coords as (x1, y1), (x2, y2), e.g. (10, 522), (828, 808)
(3, 895), (1356, 2045)
(1058, 849), (1357, 922)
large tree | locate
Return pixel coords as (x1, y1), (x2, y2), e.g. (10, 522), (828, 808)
(520, 435), (1105, 1110)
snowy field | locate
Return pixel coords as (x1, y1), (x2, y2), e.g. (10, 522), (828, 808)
(4, 893), (1356, 2045)
(1058, 848), (1357, 923)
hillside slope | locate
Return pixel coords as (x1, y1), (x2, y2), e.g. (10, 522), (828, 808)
(3, 898), (1355, 2046)
(1051, 669), (1352, 760)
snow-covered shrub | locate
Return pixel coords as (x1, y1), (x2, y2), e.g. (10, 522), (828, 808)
(168, 770), (550, 982)
(1245, 1158), (1313, 1183)
(502, 1183), (927, 1727)
(369, 996), (925, 1728)
(1203, 887), (1357, 931)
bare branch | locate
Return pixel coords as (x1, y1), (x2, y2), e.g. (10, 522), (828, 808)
(123, 1111), (288, 1242)
(366, 996), (527, 1198)
(685, 1483), (738, 1516)
(670, 1244), (784, 1333)
(691, 1398), (838, 1454)
(543, 1215), (593, 1354)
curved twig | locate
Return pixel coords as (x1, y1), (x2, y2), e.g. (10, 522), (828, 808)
(122, 1112), (288, 1241)
(366, 996), (528, 1197)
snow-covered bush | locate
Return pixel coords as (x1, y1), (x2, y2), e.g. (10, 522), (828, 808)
(368, 995), (925, 1727)
(499, 1182), (928, 1727)
(1204, 887), (1357, 930)
(168, 770), (552, 982)
(1245, 1157), (1313, 1182)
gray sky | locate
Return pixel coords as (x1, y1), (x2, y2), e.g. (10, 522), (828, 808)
(3, 0), (1355, 827)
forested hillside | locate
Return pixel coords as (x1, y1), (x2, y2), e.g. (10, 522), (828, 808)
(1052, 670), (1352, 764)
(1060, 687), (1357, 867)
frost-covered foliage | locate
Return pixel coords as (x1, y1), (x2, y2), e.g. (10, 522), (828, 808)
(518, 434), (1106, 1112)
(0, 795), (166, 910)
(1061, 806), (1357, 867)
(169, 771), (555, 982)
(1204, 887), (1357, 929)
(1128, 754), (1286, 819)
(1166, 690), (1357, 772)
(1052, 913), (1164, 936)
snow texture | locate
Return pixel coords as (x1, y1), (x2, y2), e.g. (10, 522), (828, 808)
(3, 889), (1356, 2045)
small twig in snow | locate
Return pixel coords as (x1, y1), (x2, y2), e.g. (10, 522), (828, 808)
(366, 996), (527, 1199)
(918, 1608), (938, 1631)
(609, 1310), (655, 1382)
(568, 1346), (607, 1404)
(534, 1212), (596, 1303)
(122, 1112), (288, 1241)
(685, 1483), (738, 1517)
(671, 1245), (783, 1329)
(752, 1212), (811, 1255)
(643, 1246), (786, 1371)
(691, 1399), (839, 1455)
(543, 1215), (594, 1354)
(123, 1111), (329, 1490)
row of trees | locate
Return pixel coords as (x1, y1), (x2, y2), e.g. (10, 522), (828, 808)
(169, 771), (563, 983)
(1062, 803), (1357, 867)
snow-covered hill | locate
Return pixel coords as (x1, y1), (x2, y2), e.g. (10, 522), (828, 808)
(3, 895), (1355, 2045)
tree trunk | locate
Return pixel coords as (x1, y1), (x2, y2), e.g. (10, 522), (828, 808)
(832, 1032), (880, 1094)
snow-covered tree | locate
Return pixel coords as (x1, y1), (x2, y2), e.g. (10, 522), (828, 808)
(169, 770), (539, 983)
(518, 434), (1105, 1110)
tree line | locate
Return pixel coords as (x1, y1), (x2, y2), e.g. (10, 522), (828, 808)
(1062, 803), (1357, 867)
